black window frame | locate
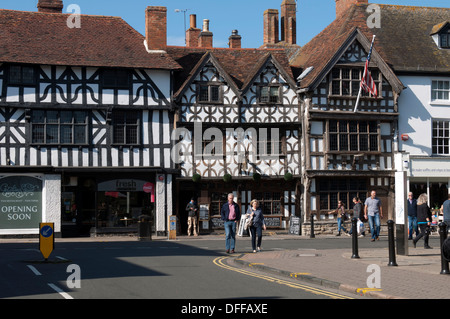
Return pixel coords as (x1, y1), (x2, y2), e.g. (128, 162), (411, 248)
(328, 120), (379, 153)
(258, 85), (282, 104)
(8, 64), (37, 86)
(102, 69), (131, 89)
(197, 83), (223, 104)
(111, 110), (140, 145)
(31, 110), (89, 145)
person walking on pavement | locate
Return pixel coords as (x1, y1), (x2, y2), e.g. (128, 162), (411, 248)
(185, 198), (198, 236)
(329, 200), (348, 236)
(221, 193), (241, 254)
(413, 193), (432, 249)
(348, 197), (365, 237)
(364, 190), (383, 242)
(246, 199), (266, 253)
(441, 194), (450, 231)
(407, 192), (419, 240)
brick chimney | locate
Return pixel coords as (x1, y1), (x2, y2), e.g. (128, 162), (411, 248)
(228, 30), (242, 49)
(37, 0), (63, 13)
(145, 6), (167, 52)
(281, 0), (296, 45)
(335, 0), (368, 18)
(199, 19), (213, 48)
(186, 14), (201, 48)
(263, 9), (279, 45)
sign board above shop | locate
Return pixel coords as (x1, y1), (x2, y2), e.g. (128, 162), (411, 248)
(0, 176), (43, 230)
(98, 179), (153, 192)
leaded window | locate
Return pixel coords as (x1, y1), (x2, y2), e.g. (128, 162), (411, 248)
(31, 110), (88, 144)
(329, 120), (378, 152)
(112, 111), (140, 145)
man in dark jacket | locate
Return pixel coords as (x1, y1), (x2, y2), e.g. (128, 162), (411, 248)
(407, 192), (418, 240)
(221, 193), (241, 253)
(186, 198), (198, 236)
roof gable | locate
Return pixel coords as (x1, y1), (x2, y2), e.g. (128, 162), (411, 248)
(292, 3), (450, 86)
(298, 27), (403, 94)
(167, 47), (295, 101)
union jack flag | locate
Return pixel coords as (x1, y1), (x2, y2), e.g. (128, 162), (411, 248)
(361, 36), (378, 98)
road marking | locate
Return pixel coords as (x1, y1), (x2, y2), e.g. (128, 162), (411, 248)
(27, 265), (42, 276)
(357, 288), (383, 295)
(213, 256), (353, 300)
(48, 283), (74, 300)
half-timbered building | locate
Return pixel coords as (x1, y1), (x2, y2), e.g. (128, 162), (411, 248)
(167, 11), (301, 233)
(0, 1), (180, 236)
(291, 0), (406, 234)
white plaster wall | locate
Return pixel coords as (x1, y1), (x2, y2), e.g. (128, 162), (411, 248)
(398, 75), (450, 156)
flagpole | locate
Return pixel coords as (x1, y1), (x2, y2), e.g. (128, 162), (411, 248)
(353, 84), (363, 113)
(354, 35), (376, 113)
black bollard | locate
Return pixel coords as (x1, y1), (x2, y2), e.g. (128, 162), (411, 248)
(439, 222), (450, 275)
(387, 220), (398, 266)
(351, 217), (360, 259)
(310, 213), (315, 238)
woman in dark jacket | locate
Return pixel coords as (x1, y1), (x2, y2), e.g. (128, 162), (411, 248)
(413, 193), (432, 249)
(246, 199), (266, 253)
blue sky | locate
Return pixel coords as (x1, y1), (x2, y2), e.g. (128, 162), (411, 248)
(1, 0), (449, 48)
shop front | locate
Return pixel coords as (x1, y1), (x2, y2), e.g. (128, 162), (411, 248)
(0, 173), (61, 237)
(408, 157), (450, 210)
(176, 178), (300, 235)
(60, 171), (160, 237)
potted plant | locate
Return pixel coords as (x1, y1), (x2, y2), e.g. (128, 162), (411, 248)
(192, 173), (201, 183)
(284, 172), (293, 181)
(223, 173), (232, 183)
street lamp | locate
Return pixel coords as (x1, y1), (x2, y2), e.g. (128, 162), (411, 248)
(175, 9), (189, 45)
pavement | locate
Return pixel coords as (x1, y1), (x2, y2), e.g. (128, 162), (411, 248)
(2, 231), (449, 299)
(229, 234), (450, 300)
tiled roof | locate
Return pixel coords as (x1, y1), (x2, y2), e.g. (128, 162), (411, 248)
(292, 4), (450, 90)
(166, 46), (295, 97)
(0, 9), (181, 70)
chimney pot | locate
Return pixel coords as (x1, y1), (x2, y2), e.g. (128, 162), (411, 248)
(229, 30), (242, 49)
(186, 14), (201, 47)
(199, 19), (213, 48)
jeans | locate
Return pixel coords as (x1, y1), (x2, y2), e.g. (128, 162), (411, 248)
(368, 214), (381, 239)
(408, 216), (418, 239)
(249, 224), (263, 250)
(224, 220), (237, 250)
(337, 218), (347, 233)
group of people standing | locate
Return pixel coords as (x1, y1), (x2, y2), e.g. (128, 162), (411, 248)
(407, 192), (450, 249)
(186, 193), (267, 254)
(331, 190), (383, 242)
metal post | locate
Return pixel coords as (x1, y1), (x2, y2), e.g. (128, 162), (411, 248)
(439, 222), (450, 275)
(310, 213), (315, 238)
(351, 217), (360, 259)
(387, 220), (398, 266)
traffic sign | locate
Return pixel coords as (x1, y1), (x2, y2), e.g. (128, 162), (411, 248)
(39, 223), (54, 260)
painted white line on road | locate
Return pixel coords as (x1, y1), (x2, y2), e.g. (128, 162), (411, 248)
(27, 265), (42, 276)
(56, 256), (69, 261)
(48, 283), (73, 300)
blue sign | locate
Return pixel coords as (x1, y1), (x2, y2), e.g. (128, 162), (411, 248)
(40, 225), (53, 238)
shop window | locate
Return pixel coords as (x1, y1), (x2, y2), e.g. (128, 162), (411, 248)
(210, 192), (228, 216)
(31, 110), (88, 144)
(253, 192), (282, 215)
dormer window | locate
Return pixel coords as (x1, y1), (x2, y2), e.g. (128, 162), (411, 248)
(431, 22), (450, 49)
(440, 30), (450, 48)
(258, 85), (281, 104)
(197, 84), (222, 103)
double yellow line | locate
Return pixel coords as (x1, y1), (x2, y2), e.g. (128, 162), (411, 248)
(213, 256), (354, 299)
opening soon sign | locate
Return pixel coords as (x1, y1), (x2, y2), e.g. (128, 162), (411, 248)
(0, 176), (43, 230)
